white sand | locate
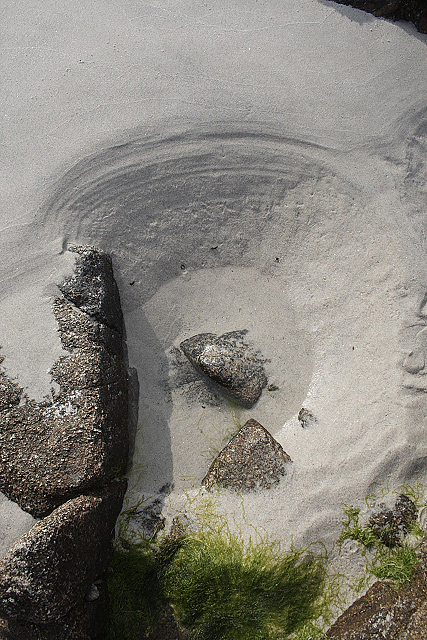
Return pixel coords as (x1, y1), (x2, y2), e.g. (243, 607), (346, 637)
(2, 0), (427, 614)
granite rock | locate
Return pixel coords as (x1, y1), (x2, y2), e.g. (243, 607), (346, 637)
(180, 331), (267, 407)
(202, 418), (292, 492)
(327, 565), (427, 639)
(0, 247), (129, 517)
(58, 245), (123, 333)
(0, 581), (107, 640)
(0, 481), (126, 626)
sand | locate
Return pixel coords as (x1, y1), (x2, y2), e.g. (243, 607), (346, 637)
(1, 0), (427, 614)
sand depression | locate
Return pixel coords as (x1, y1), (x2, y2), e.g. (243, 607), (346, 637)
(4, 123), (426, 552)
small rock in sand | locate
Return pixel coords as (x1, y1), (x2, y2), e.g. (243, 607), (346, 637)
(180, 331), (267, 407)
(202, 418), (292, 492)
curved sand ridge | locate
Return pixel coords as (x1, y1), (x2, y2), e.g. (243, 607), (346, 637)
(3, 124), (427, 563)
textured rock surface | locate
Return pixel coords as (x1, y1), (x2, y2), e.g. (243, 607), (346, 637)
(0, 246), (129, 517)
(331, 0), (427, 34)
(368, 494), (417, 547)
(0, 576), (107, 640)
(180, 331), (267, 407)
(58, 245), (123, 333)
(202, 418), (292, 492)
(0, 481), (126, 626)
(400, 600), (427, 639)
(327, 538), (427, 639)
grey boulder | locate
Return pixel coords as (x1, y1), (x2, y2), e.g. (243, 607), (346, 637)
(180, 331), (267, 407)
(0, 246), (129, 517)
(0, 480), (126, 626)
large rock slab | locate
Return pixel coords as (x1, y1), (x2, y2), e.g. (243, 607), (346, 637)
(202, 418), (292, 492)
(0, 480), (126, 626)
(180, 331), (267, 407)
(0, 246), (129, 517)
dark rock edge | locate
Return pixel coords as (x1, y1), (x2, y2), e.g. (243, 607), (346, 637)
(330, 0), (427, 34)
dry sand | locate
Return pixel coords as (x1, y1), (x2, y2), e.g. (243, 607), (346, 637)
(1, 0), (427, 612)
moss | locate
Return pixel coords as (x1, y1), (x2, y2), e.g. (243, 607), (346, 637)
(339, 505), (379, 550)
(162, 529), (327, 640)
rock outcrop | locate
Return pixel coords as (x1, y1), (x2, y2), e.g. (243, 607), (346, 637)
(0, 482), (126, 637)
(0, 246), (129, 517)
(0, 246), (131, 639)
(202, 418), (292, 492)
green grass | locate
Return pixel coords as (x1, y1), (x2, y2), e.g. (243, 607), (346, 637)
(106, 485), (426, 639)
(339, 506), (379, 550)
(106, 543), (167, 640)
(338, 494), (424, 589)
(369, 544), (420, 588)
(162, 529), (327, 640)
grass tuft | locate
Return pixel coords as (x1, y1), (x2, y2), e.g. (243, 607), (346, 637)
(338, 490), (424, 589)
(369, 544), (420, 589)
(162, 529), (327, 640)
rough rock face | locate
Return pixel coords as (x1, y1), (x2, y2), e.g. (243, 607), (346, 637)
(0, 246), (129, 517)
(180, 331), (267, 407)
(202, 418), (292, 492)
(0, 591), (107, 640)
(327, 538), (427, 639)
(331, 0), (427, 34)
(368, 494), (417, 547)
(58, 246), (123, 332)
(0, 481), (126, 637)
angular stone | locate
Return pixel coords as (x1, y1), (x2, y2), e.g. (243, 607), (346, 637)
(0, 247), (129, 517)
(326, 563), (427, 639)
(202, 419), (292, 492)
(298, 407), (318, 428)
(0, 481), (126, 625)
(180, 331), (267, 407)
